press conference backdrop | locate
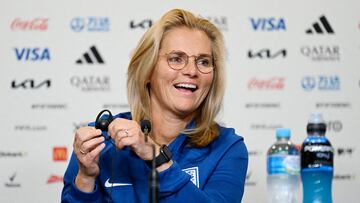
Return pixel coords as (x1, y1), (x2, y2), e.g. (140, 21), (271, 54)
(1, 0), (359, 202)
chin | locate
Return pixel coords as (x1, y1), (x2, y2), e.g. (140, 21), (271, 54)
(174, 105), (199, 116)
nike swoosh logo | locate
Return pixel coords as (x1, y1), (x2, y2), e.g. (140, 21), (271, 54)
(104, 178), (132, 188)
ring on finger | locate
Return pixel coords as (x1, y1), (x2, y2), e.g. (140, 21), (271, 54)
(80, 149), (87, 155)
(124, 129), (129, 137)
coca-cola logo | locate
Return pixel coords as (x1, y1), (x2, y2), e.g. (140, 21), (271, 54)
(47, 175), (63, 184)
(11, 18), (48, 31)
(247, 77), (285, 90)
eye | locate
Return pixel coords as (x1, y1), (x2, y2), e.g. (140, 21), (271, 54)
(168, 54), (185, 64)
(196, 57), (212, 67)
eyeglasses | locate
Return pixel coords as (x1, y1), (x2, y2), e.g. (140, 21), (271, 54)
(160, 50), (215, 74)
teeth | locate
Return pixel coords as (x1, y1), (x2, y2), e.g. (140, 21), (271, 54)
(175, 83), (197, 89)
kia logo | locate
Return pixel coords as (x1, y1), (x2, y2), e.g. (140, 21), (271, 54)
(130, 19), (152, 29)
(11, 79), (51, 89)
(248, 49), (286, 59)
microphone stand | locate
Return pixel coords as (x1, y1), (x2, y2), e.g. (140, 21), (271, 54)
(149, 143), (159, 203)
(143, 128), (159, 203)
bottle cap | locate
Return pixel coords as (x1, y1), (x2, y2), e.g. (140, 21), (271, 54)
(307, 113), (326, 135)
(308, 113), (325, 124)
(276, 128), (291, 138)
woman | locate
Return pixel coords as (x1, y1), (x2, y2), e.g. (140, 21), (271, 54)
(61, 8), (248, 203)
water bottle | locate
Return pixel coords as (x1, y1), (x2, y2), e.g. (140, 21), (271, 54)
(267, 128), (300, 203)
(301, 114), (334, 203)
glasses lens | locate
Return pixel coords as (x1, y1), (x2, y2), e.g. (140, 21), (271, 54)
(166, 51), (214, 73)
(196, 56), (213, 73)
(167, 52), (186, 70)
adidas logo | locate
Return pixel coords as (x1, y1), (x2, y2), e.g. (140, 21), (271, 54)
(76, 45), (105, 64)
(305, 15), (334, 34)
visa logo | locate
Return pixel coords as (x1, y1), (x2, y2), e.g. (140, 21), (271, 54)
(250, 17), (286, 31)
(14, 47), (50, 61)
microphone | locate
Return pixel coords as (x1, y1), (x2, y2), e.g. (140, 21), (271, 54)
(141, 120), (151, 142)
(140, 120), (158, 203)
(95, 109), (114, 145)
(95, 109), (113, 131)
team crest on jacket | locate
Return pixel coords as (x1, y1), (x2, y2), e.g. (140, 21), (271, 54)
(182, 167), (199, 188)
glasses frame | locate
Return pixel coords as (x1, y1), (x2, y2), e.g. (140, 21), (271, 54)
(160, 50), (215, 74)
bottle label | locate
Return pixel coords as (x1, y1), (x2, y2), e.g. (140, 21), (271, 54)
(301, 136), (333, 169)
(267, 155), (300, 175)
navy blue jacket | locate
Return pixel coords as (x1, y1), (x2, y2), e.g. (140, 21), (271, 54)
(61, 112), (248, 202)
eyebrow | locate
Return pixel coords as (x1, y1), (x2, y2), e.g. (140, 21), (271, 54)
(170, 50), (212, 57)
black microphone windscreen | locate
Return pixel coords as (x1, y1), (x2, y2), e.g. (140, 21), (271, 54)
(140, 120), (151, 133)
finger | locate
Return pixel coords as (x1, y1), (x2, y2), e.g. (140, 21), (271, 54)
(78, 142), (105, 169)
(87, 143), (106, 160)
(76, 127), (102, 143)
(75, 127), (102, 150)
(81, 136), (105, 154)
(108, 118), (133, 138)
(116, 129), (143, 149)
(114, 130), (126, 150)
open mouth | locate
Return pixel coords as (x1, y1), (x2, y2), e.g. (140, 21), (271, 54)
(174, 83), (198, 92)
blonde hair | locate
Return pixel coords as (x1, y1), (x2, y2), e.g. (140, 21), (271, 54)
(127, 9), (225, 147)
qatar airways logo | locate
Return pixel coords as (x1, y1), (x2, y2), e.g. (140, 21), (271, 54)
(70, 75), (110, 91)
(247, 77), (285, 90)
(11, 18), (48, 31)
(300, 45), (340, 61)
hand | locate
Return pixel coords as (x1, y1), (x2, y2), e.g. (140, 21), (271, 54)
(108, 118), (155, 161)
(73, 126), (105, 192)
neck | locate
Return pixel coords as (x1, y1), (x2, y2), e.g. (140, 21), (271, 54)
(150, 109), (194, 146)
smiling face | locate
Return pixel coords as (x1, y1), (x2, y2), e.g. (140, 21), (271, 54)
(149, 27), (214, 119)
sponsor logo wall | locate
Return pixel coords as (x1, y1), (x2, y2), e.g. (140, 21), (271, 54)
(1, 1), (359, 202)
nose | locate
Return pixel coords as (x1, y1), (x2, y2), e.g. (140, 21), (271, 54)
(181, 57), (198, 76)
